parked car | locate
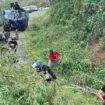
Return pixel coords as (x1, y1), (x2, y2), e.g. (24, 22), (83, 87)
(4, 8), (29, 30)
(22, 5), (38, 13)
(22, 7), (32, 13)
(30, 5), (38, 11)
(23, 5), (38, 13)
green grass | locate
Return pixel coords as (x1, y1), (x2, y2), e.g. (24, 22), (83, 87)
(23, 12), (102, 105)
(0, 2), (104, 104)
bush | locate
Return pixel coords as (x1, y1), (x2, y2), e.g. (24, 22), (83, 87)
(99, 37), (105, 50)
(49, 0), (105, 44)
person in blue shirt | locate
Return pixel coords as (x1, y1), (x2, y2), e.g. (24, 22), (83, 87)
(3, 21), (11, 41)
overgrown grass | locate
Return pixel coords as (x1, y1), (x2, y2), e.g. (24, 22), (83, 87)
(24, 12), (102, 105)
(0, 1), (104, 104)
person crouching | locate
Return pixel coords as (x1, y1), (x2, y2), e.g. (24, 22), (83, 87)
(32, 60), (56, 82)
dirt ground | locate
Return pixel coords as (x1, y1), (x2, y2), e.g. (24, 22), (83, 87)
(86, 41), (105, 65)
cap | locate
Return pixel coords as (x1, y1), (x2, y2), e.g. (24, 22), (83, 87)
(32, 60), (43, 68)
(10, 43), (15, 47)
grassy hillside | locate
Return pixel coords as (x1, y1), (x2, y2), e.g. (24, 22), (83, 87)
(0, 0), (105, 104)
(23, 12), (102, 104)
(24, 0), (105, 104)
(49, 0), (105, 47)
(0, 11), (101, 105)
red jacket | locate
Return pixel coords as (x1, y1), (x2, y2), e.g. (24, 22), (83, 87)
(48, 51), (59, 60)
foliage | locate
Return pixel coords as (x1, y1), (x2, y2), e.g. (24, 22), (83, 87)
(24, 12), (103, 104)
(49, 0), (105, 45)
(0, 0), (105, 104)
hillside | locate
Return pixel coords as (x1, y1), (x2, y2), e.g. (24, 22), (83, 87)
(24, 12), (101, 105)
(0, 0), (105, 105)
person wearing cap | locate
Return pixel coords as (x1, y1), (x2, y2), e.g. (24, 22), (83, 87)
(8, 37), (18, 53)
(48, 49), (60, 67)
(97, 85), (105, 105)
(10, 2), (14, 10)
(32, 60), (56, 82)
(13, 2), (20, 10)
(12, 2), (21, 19)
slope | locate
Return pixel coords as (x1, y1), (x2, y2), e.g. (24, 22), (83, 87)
(0, 0), (105, 104)
(24, 11), (101, 105)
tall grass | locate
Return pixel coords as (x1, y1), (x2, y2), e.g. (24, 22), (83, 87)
(49, 0), (105, 46)
(24, 12), (102, 104)
(0, 0), (104, 104)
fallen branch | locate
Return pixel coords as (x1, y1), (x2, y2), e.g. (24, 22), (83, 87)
(63, 84), (98, 95)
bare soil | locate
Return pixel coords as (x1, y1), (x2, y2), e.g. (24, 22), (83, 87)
(91, 50), (105, 64)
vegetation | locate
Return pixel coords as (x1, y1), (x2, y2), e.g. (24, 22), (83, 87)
(49, 0), (105, 46)
(0, 0), (105, 104)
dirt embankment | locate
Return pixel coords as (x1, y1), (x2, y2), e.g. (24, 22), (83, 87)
(86, 41), (105, 65)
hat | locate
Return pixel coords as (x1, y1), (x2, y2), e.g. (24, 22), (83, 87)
(10, 43), (15, 47)
(32, 60), (43, 68)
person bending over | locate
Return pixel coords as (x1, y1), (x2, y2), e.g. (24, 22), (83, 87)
(32, 60), (56, 82)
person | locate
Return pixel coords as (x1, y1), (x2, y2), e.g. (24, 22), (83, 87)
(15, 28), (19, 40)
(13, 2), (20, 10)
(12, 28), (19, 40)
(8, 37), (18, 53)
(10, 2), (14, 10)
(48, 49), (60, 67)
(97, 85), (105, 105)
(0, 32), (6, 41)
(12, 2), (21, 19)
(32, 60), (56, 82)
(3, 21), (11, 41)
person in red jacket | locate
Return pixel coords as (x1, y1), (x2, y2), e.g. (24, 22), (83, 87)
(48, 49), (59, 67)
